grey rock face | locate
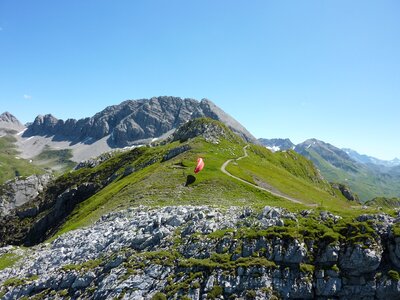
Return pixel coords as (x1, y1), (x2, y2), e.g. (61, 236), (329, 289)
(162, 144), (191, 162)
(0, 174), (52, 216)
(316, 269), (342, 297)
(339, 244), (382, 276)
(74, 151), (116, 170)
(0, 112), (25, 133)
(331, 182), (360, 202)
(23, 97), (257, 147)
(0, 206), (399, 299)
(388, 235), (400, 269)
(171, 118), (235, 144)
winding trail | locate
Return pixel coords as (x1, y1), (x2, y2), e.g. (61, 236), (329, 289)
(221, 145), (315, 206)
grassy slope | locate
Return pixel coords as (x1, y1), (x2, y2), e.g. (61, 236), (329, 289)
(226, 145), (361, 215)
(365, 197), (400, 209)
(54, 138), (302, 238)
(0, 136), (44, 183)
(0, 135), (76, 184)
(52, 132), (378, 239)
(305, 149), (400, 201)
(32, 145), (76, 175)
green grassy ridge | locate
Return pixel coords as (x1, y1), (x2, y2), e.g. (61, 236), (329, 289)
(1, 145), (170, 245)
(53, 134), (379, 239)
(249, 146), (328, 186)
(3, 118), (378, 242)
(226, 145), (357, 213)
(365, 197), (400, 208)
(302, 149), (400, 202)
(53, 137), (303, 239)
(0, 135), (44, 184)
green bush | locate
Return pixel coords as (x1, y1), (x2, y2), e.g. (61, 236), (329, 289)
(151, 292), (167, 300)
(299, 263), (314, 273)
(388, 270), (400, 281)
(3, 277), (26, 287)
(246, 289), (257, 299)
(207, 285), (223, 299)
(331, 264), (339, 272)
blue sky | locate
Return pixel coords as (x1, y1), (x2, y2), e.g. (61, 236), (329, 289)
(0, 1), (399, 159)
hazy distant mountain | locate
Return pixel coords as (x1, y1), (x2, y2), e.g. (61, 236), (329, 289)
(391, 165), (400, 176)
(295, 139), (360, 173)
(343, 148), (400, 168)
(0, 112), (25, 134)
(258, 138), (295, 152)
(23, 96), (256, 147)
(292, 138), (400, 201)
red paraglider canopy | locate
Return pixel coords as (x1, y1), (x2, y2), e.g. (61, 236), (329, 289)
(194, 158), (204, 174)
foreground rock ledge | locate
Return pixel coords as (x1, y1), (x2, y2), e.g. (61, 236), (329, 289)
(1, 205), (400, 299)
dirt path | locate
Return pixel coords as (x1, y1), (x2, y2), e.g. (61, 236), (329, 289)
(221, 145), (317, 206)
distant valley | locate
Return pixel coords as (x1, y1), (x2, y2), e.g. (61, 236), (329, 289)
(259, 138), (400, 201)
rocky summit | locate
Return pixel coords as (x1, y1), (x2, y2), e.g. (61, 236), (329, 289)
(23, 97), (256, 147)
(1, 205), (400, 299)
(0, 112), (25, 134)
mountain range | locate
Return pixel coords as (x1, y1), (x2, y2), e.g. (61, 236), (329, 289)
(0, 97), (256, 165)
(1, 98), (400, 299)
(259, 138), (400, 201)
(1, 97), (399, 203)
(23, 96), (255, 146)
(343, 148), (400, 168)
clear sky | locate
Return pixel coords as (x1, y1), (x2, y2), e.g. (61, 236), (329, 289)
(0, 1), (399, 160)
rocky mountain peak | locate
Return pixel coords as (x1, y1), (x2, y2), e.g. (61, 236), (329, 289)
(0, 112), (25, 132)
(392, 158), (400, 165)
(23, 96), (256, 146)
(258, 138), (295, 151)
(199, 98), (255, 142)
(0, 112), (19, 123)
(296, 138), (351, 159)
(26, 114), (60, 136)
(295, 138), (360, 175)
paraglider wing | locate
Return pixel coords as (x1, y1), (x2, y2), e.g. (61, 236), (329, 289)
(194, 158), (204, 174)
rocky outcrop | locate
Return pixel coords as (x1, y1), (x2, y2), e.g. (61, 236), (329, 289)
(74, 151), (117, 170)
(0, 174), (52, 216)
(0, 181), (101, 247)
(162, 145), (191, 162)
(331, 183), (360, 202)
(24, 114), (59, 136)
(171, 118), (240, 144)
(0, 146), (166, 246)
(23, 97), (256, 146)
(1, 206), (400, 299)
